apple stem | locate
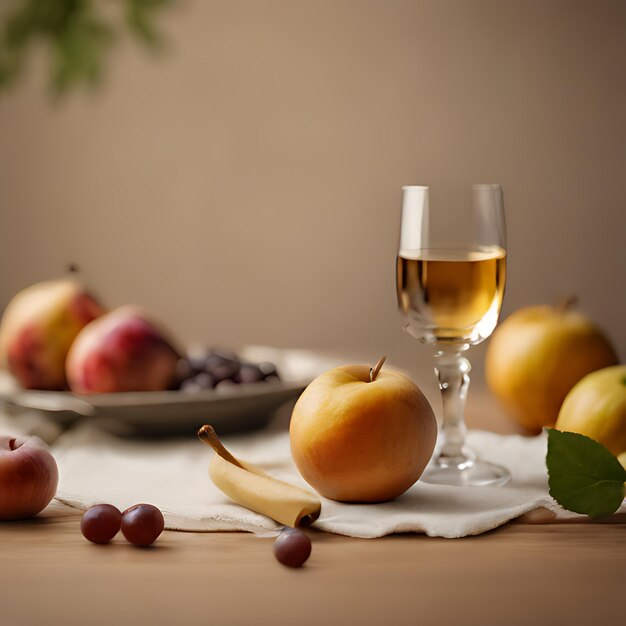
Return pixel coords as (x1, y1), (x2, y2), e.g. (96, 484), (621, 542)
(556, 295), (578, 312)
(197, 425), (244, 469)
(369, 356), (387, 382)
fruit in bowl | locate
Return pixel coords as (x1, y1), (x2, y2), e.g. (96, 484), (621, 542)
(486, 299), (618, 433)
(176, 348), (281, 392)
(555, 365), (626, 456)
(290, 358), (437, 502)
(0, 435), (58, 520)
(66, 306), (181, 393)
(0, 279), (104, 390)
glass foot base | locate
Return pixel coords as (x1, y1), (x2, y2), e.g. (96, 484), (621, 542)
(422, 455), (510, 487)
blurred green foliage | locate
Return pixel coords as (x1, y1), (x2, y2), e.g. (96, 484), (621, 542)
(0, 0), (173, 95)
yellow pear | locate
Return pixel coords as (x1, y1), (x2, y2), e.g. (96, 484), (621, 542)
(485, 300), (617, 433)
(556, 365), (626, 456)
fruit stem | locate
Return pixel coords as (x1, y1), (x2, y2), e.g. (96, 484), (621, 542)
(197, 425), (244, 469)
(556, 295), (578, 313)
(67, 263), (80, 275)
(369, 356), (387, 382)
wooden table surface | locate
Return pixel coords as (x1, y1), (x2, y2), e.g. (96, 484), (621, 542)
(1, 394), (625, 626)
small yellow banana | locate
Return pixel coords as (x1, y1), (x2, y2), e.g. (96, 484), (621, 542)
(197, 425), (321, 527)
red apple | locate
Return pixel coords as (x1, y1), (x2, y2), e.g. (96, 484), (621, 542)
(0, 435), (59, 520)
(66, 306), (181, 393)
(0, 279), (105, 390)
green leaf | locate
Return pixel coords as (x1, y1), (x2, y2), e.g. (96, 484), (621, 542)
(0, 0), (174, 95)
(51, 10), (114, 92)
(546, 429), (626, 518)
(125, 0), (170, 48)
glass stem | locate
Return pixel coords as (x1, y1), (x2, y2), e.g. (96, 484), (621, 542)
(434, 348), (472, 463)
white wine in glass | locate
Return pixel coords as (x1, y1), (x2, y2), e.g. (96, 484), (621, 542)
(396, 185), (510, 486)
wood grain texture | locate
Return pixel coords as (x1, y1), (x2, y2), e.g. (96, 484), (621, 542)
(1, 394), (624, 625)
(0, 503), (624, 626)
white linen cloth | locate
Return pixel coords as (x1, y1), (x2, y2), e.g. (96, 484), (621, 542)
(44, 423), (624, 539)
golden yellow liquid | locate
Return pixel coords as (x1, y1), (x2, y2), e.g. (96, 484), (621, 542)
(396, 246), (506, 343)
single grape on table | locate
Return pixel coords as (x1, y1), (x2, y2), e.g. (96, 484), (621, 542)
(273, 528), (312, 568)
(121, 503), (165, 546)
(81, 504), (122, 544)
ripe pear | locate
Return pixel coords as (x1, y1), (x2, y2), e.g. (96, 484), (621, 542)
(0, 280), (104, 390)
(486, 300), (618, 433)
(556, 365), (626, 456)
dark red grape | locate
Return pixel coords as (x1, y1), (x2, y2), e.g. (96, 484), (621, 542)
(188, 353), (210, 373)
(180, 372), (216, 392)
(273, 528), (311, 568)
(234, 364), (265, 384)
(121, 504), (164, 546)
(215, 379), (238, 391)
(81, 504), (122, 544)
(206, 351), (241, 382)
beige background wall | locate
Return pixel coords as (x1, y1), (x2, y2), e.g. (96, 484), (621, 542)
(0, 0), (624, 407)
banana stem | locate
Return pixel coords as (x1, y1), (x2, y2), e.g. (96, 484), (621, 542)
(369, 356), (387, 382)
(197, 425), (244, 469)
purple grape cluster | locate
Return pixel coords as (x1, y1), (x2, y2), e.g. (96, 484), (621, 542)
(176, 349), (280, 393)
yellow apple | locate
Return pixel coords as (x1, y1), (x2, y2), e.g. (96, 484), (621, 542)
(485, 302), (618, 433)
(289, 363), (437, 503)
(555, 365), (626, 456)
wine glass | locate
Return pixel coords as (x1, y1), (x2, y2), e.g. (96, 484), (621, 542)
(396, 184), (510, 486)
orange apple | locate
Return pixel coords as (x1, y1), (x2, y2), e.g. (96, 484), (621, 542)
(0, 279), (104, 390)
(486, 301), (618, 433)
(289, 362), (437, 503)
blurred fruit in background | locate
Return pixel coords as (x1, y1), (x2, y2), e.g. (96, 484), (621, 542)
(66, 305), (181, 393)
(176, 348), (281, 392)
(0, 279), (104, 390)
(0, 278), (283, 395)
(486, 299), (618, 433)
(555, 365), (626, 456)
